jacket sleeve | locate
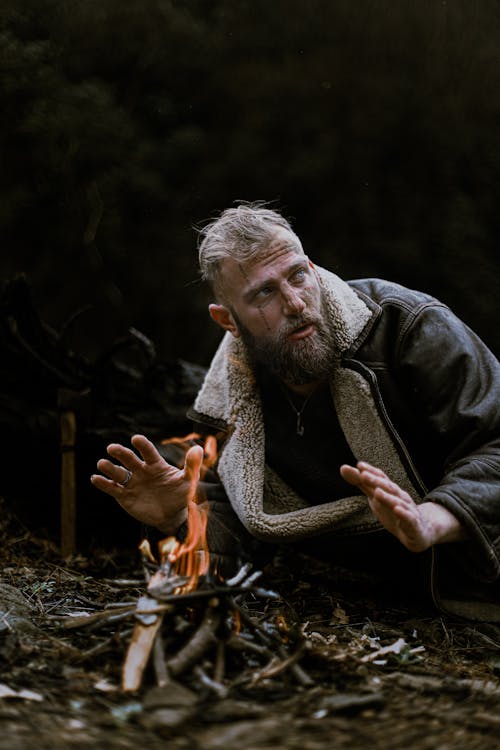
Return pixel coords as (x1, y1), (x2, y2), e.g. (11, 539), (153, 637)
(398, 302), (500, 582)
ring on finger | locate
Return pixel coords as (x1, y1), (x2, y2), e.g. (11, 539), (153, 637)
(121, 469), (132, 487)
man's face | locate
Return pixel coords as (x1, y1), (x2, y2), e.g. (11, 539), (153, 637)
(215, 228), (338, 384)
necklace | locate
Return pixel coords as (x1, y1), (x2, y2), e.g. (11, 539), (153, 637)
(281, 387), (315, 437)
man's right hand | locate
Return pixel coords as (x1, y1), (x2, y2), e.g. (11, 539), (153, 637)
(90, 434), (204, 534)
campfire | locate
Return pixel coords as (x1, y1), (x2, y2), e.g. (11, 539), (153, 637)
(64, 434), (312, 698)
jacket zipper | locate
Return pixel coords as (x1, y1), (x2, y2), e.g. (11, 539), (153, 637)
(342, 358), (429, 497)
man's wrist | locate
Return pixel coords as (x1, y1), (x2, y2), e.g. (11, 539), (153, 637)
(422, 501), (468, 545)
(156, 507), (188, 536)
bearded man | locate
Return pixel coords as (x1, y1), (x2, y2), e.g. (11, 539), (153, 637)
(92, 203), (500, 619)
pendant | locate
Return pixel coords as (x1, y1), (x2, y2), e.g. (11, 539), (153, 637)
(296, 413), (305, 437)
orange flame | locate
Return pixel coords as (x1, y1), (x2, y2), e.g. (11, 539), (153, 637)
(167, 498), (209, 589)
(144, 434), (217, 593)
(201, 434), (218, 473)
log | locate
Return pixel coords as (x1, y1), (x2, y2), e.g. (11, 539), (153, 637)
(122, 615), (164, 692)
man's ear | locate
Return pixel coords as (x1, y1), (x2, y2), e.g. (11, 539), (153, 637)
(208, 304), (240, 337)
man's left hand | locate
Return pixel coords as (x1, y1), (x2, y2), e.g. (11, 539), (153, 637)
(340, 461), (466, 552)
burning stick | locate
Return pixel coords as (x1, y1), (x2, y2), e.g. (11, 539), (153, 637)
(122, 436), (212, 692)
(61, 556), (311, 695)
(122, 596), (170, 692)
(77, 433), (313, 696)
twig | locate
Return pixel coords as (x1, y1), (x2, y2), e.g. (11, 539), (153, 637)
(77, 629), (133, 662)
(102, 579), (145, 587)
(225, 633), (271, 656)
(213, 639), (226, 684)
(193, 665), (228, 699)
(88, 610), (136, 633)
(240, 570), (264, 589)
(229, 598), (313, 687)
(167, 602), (221, 677)
(153, 632), (170, 687)
(229, 598), (275, 647)
(61, 605), (135, 629)
(225, 563), (253, 587)
(250, 642), (308, 684)
(150, 584), (268, 604)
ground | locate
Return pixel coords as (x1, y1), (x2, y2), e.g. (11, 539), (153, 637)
(1, 499), (500, 750)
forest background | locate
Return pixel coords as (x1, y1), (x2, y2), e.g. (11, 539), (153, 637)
(1, 0), (499, 367)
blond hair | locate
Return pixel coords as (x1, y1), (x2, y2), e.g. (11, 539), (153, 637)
(197, 202), (302, 299)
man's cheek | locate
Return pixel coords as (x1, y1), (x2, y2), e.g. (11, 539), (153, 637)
(257, 306), (272, 332)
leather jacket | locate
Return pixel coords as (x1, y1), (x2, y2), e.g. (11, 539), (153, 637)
(347, 279), (500, 586)
(189, 275), (500, 617)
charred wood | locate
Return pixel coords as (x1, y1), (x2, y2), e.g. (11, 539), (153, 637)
(166, 602), (221, 677)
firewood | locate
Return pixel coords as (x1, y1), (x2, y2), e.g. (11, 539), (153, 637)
(122, 615), (164, 692)
(166, 601), (221, 677)
(152, 632), (169, 687)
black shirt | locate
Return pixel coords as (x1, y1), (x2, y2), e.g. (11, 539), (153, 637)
(258, 370), (359, 505)
(257, 369), (429, 591)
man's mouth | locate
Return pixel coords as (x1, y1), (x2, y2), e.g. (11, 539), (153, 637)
(287, 323), (316, 341)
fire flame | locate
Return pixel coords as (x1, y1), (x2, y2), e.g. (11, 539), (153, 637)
(143, 433), (217, 593)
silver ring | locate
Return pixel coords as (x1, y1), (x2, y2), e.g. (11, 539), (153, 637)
(121, 469), (132, 487)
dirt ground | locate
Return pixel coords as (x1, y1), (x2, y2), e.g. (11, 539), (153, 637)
(1, 499), (500, 750)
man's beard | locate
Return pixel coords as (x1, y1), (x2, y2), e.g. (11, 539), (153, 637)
(233, 300), (339, 385)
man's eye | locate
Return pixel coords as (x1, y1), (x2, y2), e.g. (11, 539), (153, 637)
(256, 287), (273, 299)
(292, 268), (306, 282)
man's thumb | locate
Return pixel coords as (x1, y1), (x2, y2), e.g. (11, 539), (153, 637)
(184, 444), (204, 482)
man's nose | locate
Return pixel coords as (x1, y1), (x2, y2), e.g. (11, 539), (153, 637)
(282, 287), (306, 315)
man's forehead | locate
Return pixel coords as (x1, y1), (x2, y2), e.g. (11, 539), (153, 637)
(251, 242), (303, 270)
(226, 229), (303, 275)
(266, 227), (302, 256)
(222, 250), (303, 292)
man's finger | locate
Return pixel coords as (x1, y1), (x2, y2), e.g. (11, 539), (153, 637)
(340, 465), (379, 497)
(357, 461), (387, 478)
(358, 469), (408, 500)
(90, 474), (123, 498)
(339, 464), (361, 485)
(184, 445), (204, 481)
(131, 434), (164, 464)
(371, 486), (412, 510)
(96, 458), (131, 485)
(107, 443), (144, 471)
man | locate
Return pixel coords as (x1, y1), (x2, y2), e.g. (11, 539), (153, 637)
(91, 203), (500, 618)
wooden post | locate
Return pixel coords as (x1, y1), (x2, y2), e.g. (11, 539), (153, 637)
(60, 409), (77, 558)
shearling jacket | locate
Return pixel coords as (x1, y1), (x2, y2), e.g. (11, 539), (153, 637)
(188, 267), (500, 619)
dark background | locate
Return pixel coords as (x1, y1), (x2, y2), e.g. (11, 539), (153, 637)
(2, 0), (499, 366)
